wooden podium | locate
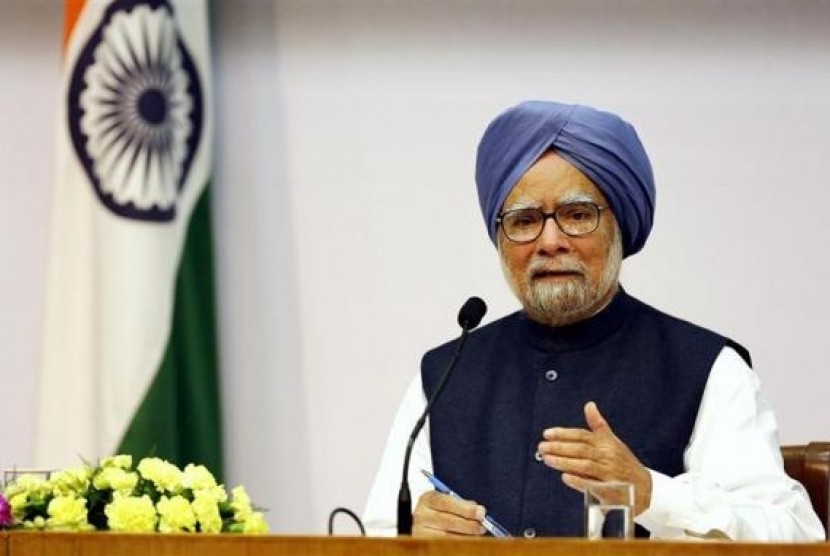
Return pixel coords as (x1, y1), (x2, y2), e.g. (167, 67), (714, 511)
(1, 533), (829, 556)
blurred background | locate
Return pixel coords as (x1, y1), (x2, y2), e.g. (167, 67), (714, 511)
(1, 0), (829, 534)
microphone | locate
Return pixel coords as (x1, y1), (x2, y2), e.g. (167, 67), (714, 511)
(396, 296), (487, 535)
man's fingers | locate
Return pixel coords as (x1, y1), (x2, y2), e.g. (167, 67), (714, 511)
(413, 513), (486, 536)
(561, 472), (589, 492)
(542, 454), (601, 479)
(542, 426), (593, 442)
(413, 491), (486, 537)
(584, 401), (609, 433)
(413, 523), (456, 537)
(538, 440), (594, 459)
(425, 491), (485, 521)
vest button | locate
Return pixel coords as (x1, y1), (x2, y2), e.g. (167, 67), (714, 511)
(544, 369), (559, 382)
(523, 527), (537, 538)
(534, 450), (543, 462)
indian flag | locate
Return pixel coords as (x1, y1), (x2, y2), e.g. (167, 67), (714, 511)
(36, 0), (223, 478)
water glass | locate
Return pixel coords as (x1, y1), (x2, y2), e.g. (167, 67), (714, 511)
(584, 481), (634, 539)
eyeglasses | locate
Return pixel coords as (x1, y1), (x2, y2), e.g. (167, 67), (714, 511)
(496, 202), (607, 243)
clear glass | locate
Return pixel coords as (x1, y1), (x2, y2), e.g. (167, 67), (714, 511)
(584, 481), (634, 539)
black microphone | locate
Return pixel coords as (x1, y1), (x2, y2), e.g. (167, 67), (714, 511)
(396, 296), (487, 535)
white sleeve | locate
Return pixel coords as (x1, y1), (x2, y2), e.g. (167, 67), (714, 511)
(362, 375), (434, 537)
(635, 347), (825, 541)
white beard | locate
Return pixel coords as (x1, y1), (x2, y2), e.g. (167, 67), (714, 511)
(527, 277), (594, 320)
(501, 227), (623, 327)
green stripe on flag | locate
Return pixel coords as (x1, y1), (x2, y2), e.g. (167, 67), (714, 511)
(118, 184), (224, 479)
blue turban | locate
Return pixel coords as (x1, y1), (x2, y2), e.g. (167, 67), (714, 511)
(475, 101), (655, 258)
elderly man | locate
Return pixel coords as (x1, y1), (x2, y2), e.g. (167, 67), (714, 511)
(363, 101), (824, 540)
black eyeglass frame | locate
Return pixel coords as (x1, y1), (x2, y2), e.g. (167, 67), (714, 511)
(496, 202), (608, 244)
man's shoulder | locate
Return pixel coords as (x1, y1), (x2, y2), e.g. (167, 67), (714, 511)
(627, 293), (752, 367)
(629, 295), (722, 336)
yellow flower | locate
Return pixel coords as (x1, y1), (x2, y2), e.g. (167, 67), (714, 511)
(6, 475), (50, 520)
(46, 495), (92, 531)
(182, 464), (227, 504)
(230, 486), (253, 521)
(93, 467), (138, 493)
(156, 495), (196, 533)
(5, 474), (49, 499)
(8, 493), (30, 520)
(191, 491), (222, 533)
(50, 465), (92, 497)
(22, 516), (46, 530)
(242, 512), (269, 534)
(105, 494), (158, 532)
(101, 455), (133, 470)
(1, 458), (268, 534)
(182, 464), (217, 490)
(137, 458), (183, 494)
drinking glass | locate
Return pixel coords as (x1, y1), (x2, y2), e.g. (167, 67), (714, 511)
(584, 481), (634, 539)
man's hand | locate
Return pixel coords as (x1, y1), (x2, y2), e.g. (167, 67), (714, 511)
(412, 490), (487, 537)
(537, 401), (652, 515)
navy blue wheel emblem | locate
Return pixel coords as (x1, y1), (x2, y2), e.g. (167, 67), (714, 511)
(68, 0), (203, 222)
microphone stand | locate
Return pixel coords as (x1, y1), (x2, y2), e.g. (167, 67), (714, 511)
(396, 327), (473, 535)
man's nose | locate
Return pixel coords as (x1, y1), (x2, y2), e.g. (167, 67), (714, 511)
(536, 216), (571, 253)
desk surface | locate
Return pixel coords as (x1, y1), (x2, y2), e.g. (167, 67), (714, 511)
(3, 533), (830, 556)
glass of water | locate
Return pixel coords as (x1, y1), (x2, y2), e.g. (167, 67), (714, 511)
(584, 481), (634, 539)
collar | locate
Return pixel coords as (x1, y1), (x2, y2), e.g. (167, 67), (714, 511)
(517, 286), (637, 352)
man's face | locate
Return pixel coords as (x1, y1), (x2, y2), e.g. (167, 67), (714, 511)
(498, 151), (622, 326)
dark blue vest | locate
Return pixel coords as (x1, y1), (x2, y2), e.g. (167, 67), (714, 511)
(422, 289), (732, 538)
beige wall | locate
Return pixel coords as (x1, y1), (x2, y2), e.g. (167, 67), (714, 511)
(2, 0), (829, 534)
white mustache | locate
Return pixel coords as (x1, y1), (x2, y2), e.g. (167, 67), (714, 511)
(526, 257), (585, 277)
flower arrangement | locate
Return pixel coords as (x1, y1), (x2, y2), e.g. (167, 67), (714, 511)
(0, 455), (268, 533)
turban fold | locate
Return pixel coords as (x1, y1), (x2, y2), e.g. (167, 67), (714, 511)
(475, 101), (655, 257)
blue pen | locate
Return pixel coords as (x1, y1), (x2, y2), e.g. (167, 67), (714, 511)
(421, 469), (512, 538)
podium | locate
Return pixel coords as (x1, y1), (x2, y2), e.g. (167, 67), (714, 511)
(2, 533), (829, 556)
